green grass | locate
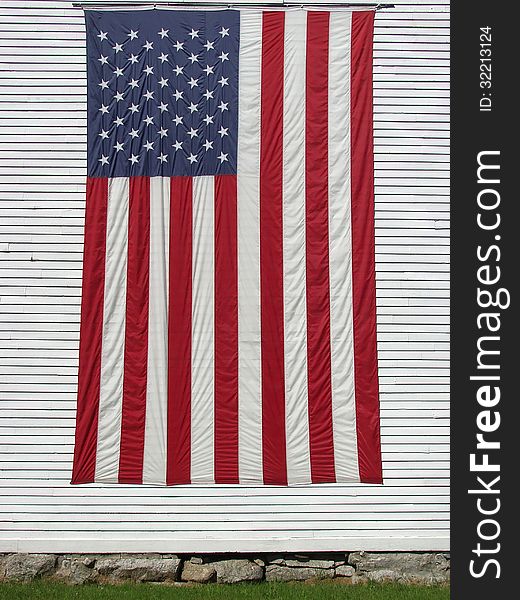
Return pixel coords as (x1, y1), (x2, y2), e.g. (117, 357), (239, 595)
(0, 581), (449, 600)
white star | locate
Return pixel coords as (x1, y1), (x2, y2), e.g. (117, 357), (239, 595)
(144, 89), (154, 101)
(129, 128), (139, 138)
(114, 141), (124, 152)
(173, 40), (184, 51)
(158, 52), (169, 63)
(204, 40), (214, 51)
(188, 53), (199, 64)
(129, 78), (139, 88)
(172, 140), (183, 151)
(143, 115), (154, 126)
(158, 28), (169, 39)
(188, 77), (199, 89)
(218, 76), (229, 87)
(203, 139), (213, 151)
(113, 67), (124, 77)
(218, 100), (228, 112)
(98, 155), (109, 165)
(218, 126), (229, 137)
(189, 29), (199, 39)
(97, 31), (108, 41)
(158, 127), (168, 137)
(99, 104), (109, 114)
(113, 116), (124, 126)
(99, 129), (109, 139)
(219, 27), (230, 38)
(203, 89), (214, 100)
(114, 91), (124, 102)
(203, 114), (214, 125)
(218, 51), (229, 62)
(158, 102), (168, 112)
(218, 151), (228, 163)
(129, 103), (139, 113)
(173, 65), (184, 76)
(113, 42), (123, 53)
(158, 153), (168, 163)
(203, 64), (214, 75)
(173, 89), (184, 101)
(143, 40), (153, 50)
(128, 29), (138, 40)
(158, 77), (169, 87)
(98, 79), (109, 89)
(144, 140), (154, 151)
(188, 102), (198, 113)
(98, 55), (108, 64)
(187, 127), (198, 139)
(144, 65), (154, 75)
(129, 154), (139, 164)
(128, 54), (138, 64)
(173, 114), (183, 126)
(188, 153), (198, 163)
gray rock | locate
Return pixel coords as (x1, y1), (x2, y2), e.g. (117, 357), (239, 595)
(181, 562), (216, 583)
(367, 569), (400, 583)
(54, 559), (94, 585)
(284, 559), (335, 569)
(265, 565), (334, 582)
(335, 565), (355, 577)
(347, 551), (364, 565)
(3, 554), (56, 582)
(95, 557), (181, 582)
(212, 559), (263, 584)
(0, 552), (450, 586)
(348, 552), (449, 584)
(95, 557), (122, 576)
(0, 556), (6, 581)
(83, 557), (96, 568)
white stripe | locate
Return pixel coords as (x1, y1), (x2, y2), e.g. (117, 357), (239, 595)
(95, 177), (129, 483)
(328, 12), (359, 482)
(237, 11), (263, 485)
(142, 177), (170, 485)
(283, 10), (311, 486)
(190, 176), (215, 484)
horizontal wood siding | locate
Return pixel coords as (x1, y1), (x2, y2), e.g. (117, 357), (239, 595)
(0, 0), (449, 552)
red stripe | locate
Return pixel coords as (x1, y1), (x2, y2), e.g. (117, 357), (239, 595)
(351, 11), (382, 484)
(305, 12), (336, 484)
(72, 178), (108, 484)
(214, 175), (239, 483)
(260, 11), (287, 485)
(119, 177), (150, 484)
(167, 176), (193, 485)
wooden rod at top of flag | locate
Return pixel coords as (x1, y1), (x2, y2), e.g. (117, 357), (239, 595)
(72, 2), (395, 10)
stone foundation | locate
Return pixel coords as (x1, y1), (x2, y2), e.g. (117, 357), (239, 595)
(0, 552), (450, 586)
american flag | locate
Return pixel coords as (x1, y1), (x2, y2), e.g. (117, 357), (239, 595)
(72, 7), (382, 486)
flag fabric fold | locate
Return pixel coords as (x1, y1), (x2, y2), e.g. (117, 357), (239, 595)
(72, 7), (382, 486)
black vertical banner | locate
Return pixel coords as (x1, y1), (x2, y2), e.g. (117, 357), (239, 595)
(452, 1), (516, 597)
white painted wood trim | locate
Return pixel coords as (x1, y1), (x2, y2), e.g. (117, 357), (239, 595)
(0, 0), (450, 553)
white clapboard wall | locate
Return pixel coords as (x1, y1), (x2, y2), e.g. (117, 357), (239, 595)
(0, 0), (449, 553)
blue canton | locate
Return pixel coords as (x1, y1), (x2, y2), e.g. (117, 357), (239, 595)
(86, 9), (239, 177)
